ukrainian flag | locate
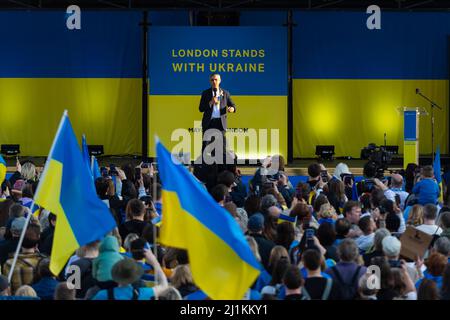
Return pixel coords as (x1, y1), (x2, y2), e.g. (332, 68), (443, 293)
(433, 146), (444, 204)
(0, 155), (6, 185)
(82, 135), (102, 181)
(278, 213), (297, 225)
(156, 140), (260, 300)
(34, 111), (117, 275)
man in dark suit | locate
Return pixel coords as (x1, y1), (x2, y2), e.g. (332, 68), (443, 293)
(199, 73), (236, 137)
(198, 73), (236, 164)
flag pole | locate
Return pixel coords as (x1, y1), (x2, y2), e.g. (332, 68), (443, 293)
(7, 204), (33, 283)
(152, 163), (158, 293)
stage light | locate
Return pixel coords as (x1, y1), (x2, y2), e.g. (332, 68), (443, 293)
(87, 145), (104, 156)
(1, 144), (20, 156)
(315, 145), (335, 160)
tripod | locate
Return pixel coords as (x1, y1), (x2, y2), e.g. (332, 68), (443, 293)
(416, 88), (443, 158)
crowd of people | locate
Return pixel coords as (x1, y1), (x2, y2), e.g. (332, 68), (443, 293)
(0, 155), (450, 300)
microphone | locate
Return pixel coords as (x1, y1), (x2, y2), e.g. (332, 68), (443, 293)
(416, 88), (420, 94)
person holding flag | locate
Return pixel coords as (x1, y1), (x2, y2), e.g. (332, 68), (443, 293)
(156, 138), (260, 300)
(7, 111), (117, 281)
(412, 165), (440, 206)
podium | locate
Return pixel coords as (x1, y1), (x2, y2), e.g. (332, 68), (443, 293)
(398, 107), (428, 168)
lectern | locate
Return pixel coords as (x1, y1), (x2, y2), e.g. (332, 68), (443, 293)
(398, 107), (428, 168)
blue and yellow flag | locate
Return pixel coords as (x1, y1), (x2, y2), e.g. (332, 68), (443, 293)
(278, 213), (297, 225)
(156, 140), (260, 300)
(34, 112), (116, 275)
(0, 154), (6, 185)
(82, 134), (101, 181)
(433, 146), (444, 203)
(81, 135), (91, 176)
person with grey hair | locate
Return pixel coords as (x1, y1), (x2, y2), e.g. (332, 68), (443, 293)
(235, 207), (249, 233)
(260, 194), (278, 215)
(363, 228), (391, 266)
(382, 236), (419, 283)
(158, 286), (183, 300)
(199, 73), (236, 157)
(433, 237), (450, 262)
(325, 239), (367, 299)
(416, 204), (442, 236)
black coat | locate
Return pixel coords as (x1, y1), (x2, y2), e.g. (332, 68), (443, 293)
(199, 88), (236, 131)
(248, 233), (275, 271)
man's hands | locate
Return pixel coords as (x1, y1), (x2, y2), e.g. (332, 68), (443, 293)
(210, 96), (219, 106)
(227, 106), (235, 113)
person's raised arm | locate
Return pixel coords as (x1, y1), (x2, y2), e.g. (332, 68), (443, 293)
(144, 249), (168, 297)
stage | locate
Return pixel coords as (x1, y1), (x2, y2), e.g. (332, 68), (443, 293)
(3, 154), (449, 177)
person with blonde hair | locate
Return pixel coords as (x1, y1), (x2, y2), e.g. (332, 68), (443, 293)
(15, 285), (38, 298)
(318, 203), (338, 225)
(406, 204), (424, 227)
(170, 264), (197, 298)
(20, 162), (37, 181)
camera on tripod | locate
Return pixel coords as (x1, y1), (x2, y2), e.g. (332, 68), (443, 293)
(360, 143), (398, 170)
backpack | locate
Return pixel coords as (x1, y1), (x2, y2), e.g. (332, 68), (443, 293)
(330, 265), (361, 300)
(302, 277), (333, 300)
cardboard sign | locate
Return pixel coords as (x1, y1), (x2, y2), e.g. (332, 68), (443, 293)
(400, 226), (434, 260)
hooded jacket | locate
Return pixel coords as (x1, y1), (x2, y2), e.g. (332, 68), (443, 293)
(92, 236), (124, 282)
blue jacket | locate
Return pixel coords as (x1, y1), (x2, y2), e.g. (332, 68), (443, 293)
(32, 277), (59, 300)
(412, 178), (439, 205)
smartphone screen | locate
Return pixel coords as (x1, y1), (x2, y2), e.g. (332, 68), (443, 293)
(320, 170), (328, 182)
(306, 228), (314, 239)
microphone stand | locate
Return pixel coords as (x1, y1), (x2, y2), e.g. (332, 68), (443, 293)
(416, 90), (443, 158)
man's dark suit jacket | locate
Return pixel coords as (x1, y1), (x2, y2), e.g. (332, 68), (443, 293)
(198, 88), (236, 132)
